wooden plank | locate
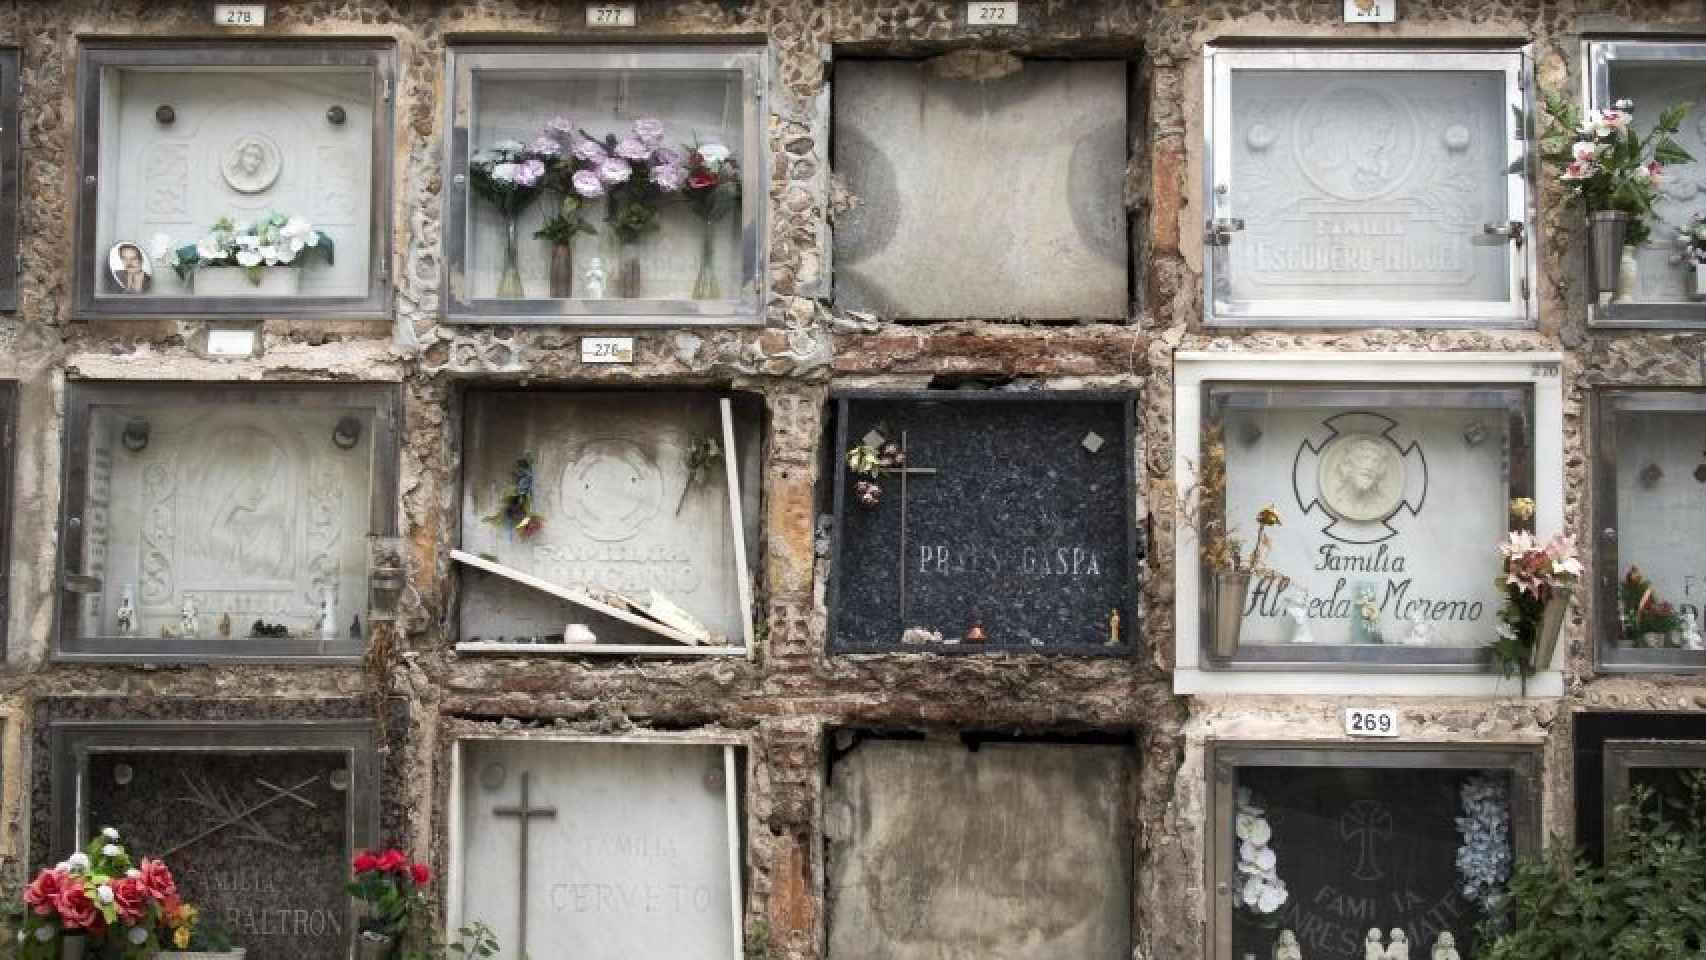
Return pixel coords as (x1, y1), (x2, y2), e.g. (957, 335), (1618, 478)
(720, 397), (757, 653)
(450, 549), (697, 645)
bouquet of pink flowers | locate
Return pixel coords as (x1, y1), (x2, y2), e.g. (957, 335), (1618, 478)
(1492, 528), (1582, 684)
(16, 828), (181, 959)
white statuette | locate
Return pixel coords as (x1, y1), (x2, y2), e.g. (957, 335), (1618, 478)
(115, 585), (137, 637)
(1286, 590), (1316, 644)
(179, 594), (201, 639)
(319, 587), (338, 642)
(1430, 933), (1459, 960)
(1364, 929), (1385, 960)
(1385, 928), (1409, 960)
(1274, 929), (1303, 960)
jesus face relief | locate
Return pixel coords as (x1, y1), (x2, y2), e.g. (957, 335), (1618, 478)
(1318, 432), (1406, 523)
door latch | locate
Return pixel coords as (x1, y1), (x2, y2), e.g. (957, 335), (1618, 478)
(1482, 220), (1526, 246)
(1206, 217), (1245, 247)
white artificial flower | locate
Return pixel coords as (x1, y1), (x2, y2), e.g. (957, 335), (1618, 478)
(128, 927), (148, 945)
(1571, 141), (1598, 163)
(1257, 882), (1288, 913)
(235, 249), (263, 268)
(33, 926), (52, 942)
(697, 141), (732, 171)
(235, 234), (260, 250)
(1241, 875), (1263, 906)
(492, 139), (525, 157)
(1244, 817), (1271, 845)
(54, 861), (69, 872)
(1253, 846), (1276, 871)
(148, 235), (172, 261)
(196, 237), (226, 261)
(1615, 98), (1634, 111)
(279, 217), (317, 253)
(491, 162), (519, 184)
(258, 244), (285, 265)
(96, 884), (114, 904)
(1235, 813), (1257, 841)
(101, 844), (121, 857)
(125, 868), (141, 879)
(67, 853), (90, 872)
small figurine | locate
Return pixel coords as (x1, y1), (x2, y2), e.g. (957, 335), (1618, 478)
(318, 587), (338, 642)
(1286, 589), (1316, 644)
(1405, 614), (1434, 646)
(964, 620), (988, 644)
(1108, 608), (1122, 646)
(1364, 929), (1385, 960)
(1274, 929), (1303, 960)
(1682, 611), (1704, 651)
(582, 257), (608, 299)
(349, 614), (363, 641)
(179, 594), (200, 640)
(1385, 928), (1409, 960)
(217, 612), (232, 640)
(1430, 933), (1459, 960)
(114, 585), (137, 637)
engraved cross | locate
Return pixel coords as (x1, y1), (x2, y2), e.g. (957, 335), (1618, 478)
(493, 771), (557, 958)
(1340, 799), (1394, 882)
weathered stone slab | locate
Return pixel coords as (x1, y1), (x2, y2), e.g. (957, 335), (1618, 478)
(833, 59), (1128, 320)
(824, 739), (1134, 960)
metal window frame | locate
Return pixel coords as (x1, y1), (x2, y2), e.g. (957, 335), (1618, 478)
(53, 380), (403, 663)
(1591, 388), (1706, 671)
(445, 732), (746, 960)
(1602, 737), (1706, 841)
(71, 39), (396, 321)
(1200, 381), (1536, 670)
(1206, 741), (1542, 960)
(441, 43), (769, 326)
(825, 389), (1142, 657)
(48, 718), (380, 958)
(1202, 46), (1536, 328)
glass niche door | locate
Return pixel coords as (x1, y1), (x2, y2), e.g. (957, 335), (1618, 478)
(1602, 739), (1706, 843)
(444, 45), (767, 324)
(1204, 48), (1533, 327)
(57, 382), (400, 662)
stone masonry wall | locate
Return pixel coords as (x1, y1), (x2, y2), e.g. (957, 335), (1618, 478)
(0, 2), (1698, 959)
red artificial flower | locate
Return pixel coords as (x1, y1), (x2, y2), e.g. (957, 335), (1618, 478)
(687, 172), (718, 191)
(110, 876), (147, 925)
(23, 869), (68, 917)
(137, 858), (177, 902)
(55, 881), (98, 929)
(410, 862), (431, 886)
(352, 850), (379, 874)
(375, 849), (408, 874)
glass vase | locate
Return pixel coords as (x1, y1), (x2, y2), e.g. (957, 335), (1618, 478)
(614, 234), (642, 299)
(496, 212), (525, 299)
(549, 242), (575, 298)
(692, 218), (721, 299)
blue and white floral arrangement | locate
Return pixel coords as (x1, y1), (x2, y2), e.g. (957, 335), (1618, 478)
(1454, 773), (1512, 922)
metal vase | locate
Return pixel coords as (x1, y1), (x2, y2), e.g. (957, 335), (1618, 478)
(1589, 211), (1631, 296)
(356, 933), (396, 960)
(1529, 586), (1572, 672)
(1211, 570), (1252, 659)
(59, 934), (86, 960)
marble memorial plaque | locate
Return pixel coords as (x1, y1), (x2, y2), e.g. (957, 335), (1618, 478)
(63, 389), (387, 657)
(1232, 766), (1511, 960)
(456, 739), (738, 960)
(460, 393), (760, 646)
(1609, 63), (1706, 303)
(94, 64), (375, 298)
(1607, 405), (1706, 637)
(1216, 393), (1524, 649)
(463, 66), (745, 301)
(1224, 68), (1512, 304)
(833, 60), (1128, 320)
(830, 393), (1136, 652)
(824, 739), (1134, 960)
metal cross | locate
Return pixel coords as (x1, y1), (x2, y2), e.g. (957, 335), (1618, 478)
(876, 430), (938, 619)
(493, 772), (557, 959)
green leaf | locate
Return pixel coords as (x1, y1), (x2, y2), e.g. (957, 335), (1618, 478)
(245, 264), (264, 285)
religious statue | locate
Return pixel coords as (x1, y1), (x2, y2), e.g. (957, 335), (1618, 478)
(1286, 589), (1316, 644)
(1274, 929), (1303, 960)
(1404, 614), (1434, 646)
(179, 594), (201, 640)
(1431, 933), (1459, 960)
(318, 588), (338, 642)
(1385, 928), (1409, 960)
(115, 585), (136, 637)
(217, 612), (232, 640)
(1108, 608), (1121, 646)
(1364, 929), (1385, 960)
(1681, 611), (1704, 651)
(1319, 433), (1405, 522)
(582, 256), (608, 299)
(221, 133), (282, 194)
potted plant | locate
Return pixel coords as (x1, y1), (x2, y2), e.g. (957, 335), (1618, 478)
(1541, 95), (1692, 300)
(162, 213), (333, 296)
(346, 848), (430, 960)
(1619, 566), (1682, 648)
(14, 827), (184, 959)
(1679, 212), (1706, 299)
(1490, 517), (1581, 687)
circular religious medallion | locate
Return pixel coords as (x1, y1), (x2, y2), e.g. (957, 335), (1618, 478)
(329, 768), (351, 792)
(561, 438), (665, 542)
(221, 133), (283, 194)
(1317, 432), (1406, 522)
(479, 762), (507, 792)
(1292, 84), (1417, 202)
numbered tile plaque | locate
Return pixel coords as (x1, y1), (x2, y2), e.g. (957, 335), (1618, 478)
(1205, 48), (1532, 326)
(1209, 744), (1539, 960)
(56, 382), (400, 661)
(73, 41), (393, 319)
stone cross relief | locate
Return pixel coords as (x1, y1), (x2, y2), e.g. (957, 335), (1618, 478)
(865, 429), (938, 620)
(493, 772), (557, 959)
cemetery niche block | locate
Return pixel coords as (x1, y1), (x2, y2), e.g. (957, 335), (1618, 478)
(823, 736), (1135, 960)
(1588, 42), (1706, 325)
(57, 382), (401, 661)
(47, 718), (380, 960)
(1209, 745), (1539, 960)
(1573, 713), (1706, 863)
(456, 391), (760, 655)
(1204, 48), (1531, 325)
(1593, 390), (1706, 669)
(74, 41), (393, 318)
(832, 58), (1129, 321)
(1203, 383), (1534, 666)
(444, 45), (767, 323)
(451, 736), (743, 960)
(827, 391), (1138, 654)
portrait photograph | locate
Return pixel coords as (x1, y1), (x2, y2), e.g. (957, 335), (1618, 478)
(107, 240), (152, 294)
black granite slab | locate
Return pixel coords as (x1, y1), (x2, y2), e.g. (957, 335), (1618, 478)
(828, 391), (1138, 654)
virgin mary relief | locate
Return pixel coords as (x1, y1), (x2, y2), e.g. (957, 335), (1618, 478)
(184, 426), (298, 586)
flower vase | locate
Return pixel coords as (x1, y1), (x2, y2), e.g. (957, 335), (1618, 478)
(1528, 586), (1572, 671)
(60, 934), (86, 960)
(614, 236), (642, 298)
(692, 219), (720, 299)
(356, 932), (395, 960)
(1588, 210), (1630, 299)
(1211, 570), (1252, 659)
(1614, 244), (1639, 303)
(496, 213), (525, 299)
(1693, 262), (1706, 300)
(549, 242), (575, 298)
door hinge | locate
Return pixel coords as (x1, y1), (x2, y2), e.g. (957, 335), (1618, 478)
(1483, 220), (1525, 246)
(1206, 217), (1245, 247)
